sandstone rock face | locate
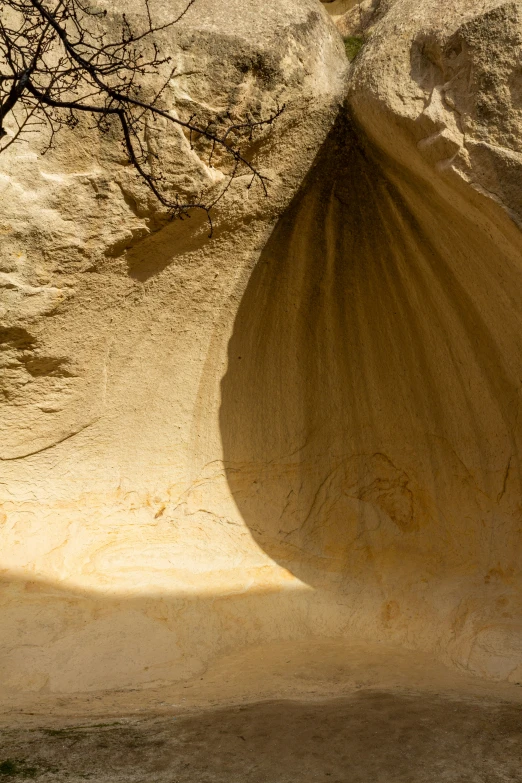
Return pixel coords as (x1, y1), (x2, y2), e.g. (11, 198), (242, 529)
(0, 0), (521, 700)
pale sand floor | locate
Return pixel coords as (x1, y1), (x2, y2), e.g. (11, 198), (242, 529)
(1, 692), (521, 782)
(1, 642), (521, 782)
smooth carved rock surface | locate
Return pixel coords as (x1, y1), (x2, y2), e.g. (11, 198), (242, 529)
(0, 0), (521, 702)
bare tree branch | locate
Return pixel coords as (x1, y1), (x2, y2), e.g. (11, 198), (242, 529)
(0, 0), (284, 233)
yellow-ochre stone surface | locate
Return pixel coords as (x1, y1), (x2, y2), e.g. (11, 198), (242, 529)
(0, 0), (521, 705)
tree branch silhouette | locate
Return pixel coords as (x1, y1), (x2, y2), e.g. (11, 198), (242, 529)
(0, 0), (284, 232)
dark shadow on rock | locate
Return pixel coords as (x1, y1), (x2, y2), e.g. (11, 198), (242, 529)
(219, 109), (522, 603)
(125, 210), (210, 282)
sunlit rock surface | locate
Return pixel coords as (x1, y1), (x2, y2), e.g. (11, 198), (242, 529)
(0, 0), (521, 704)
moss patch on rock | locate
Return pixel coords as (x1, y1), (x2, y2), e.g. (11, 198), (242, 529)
(344, 35), (364, 61)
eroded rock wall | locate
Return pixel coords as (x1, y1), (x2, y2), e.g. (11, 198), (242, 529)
(0, 0), (521, 698)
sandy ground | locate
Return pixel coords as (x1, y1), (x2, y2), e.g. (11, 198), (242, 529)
(1, 690), (521, 782)
(1, 642), (521, 782)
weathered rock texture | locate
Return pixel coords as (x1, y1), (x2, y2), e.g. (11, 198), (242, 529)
(0, 0), (521, 700)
